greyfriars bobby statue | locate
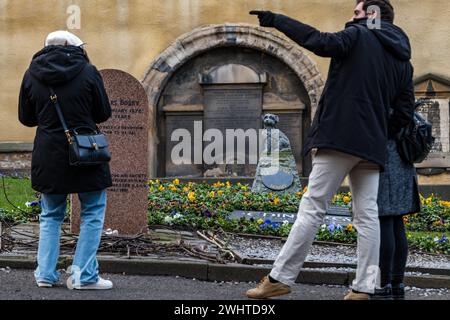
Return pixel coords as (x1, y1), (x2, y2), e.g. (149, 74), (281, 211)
(252, 113), (302, 194)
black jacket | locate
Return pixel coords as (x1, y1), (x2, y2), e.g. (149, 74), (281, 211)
(273, 15), (415, 168)
(19, 45), (113, 194)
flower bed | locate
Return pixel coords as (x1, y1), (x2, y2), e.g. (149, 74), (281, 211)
(1, 178), (449, 254)
(148, 180), (450, 255)
(406, 196), (450, 233)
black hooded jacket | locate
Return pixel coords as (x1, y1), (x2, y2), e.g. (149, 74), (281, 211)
(273, 15), (415, 168)
(19, 45), (112, 194)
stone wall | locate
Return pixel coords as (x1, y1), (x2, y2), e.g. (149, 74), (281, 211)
(0, 152), (31, 177)
(2, 0), (450, 142)
(2, 0), (450, 184)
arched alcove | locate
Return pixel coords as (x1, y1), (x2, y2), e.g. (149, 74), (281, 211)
(142, 24), (324, 178)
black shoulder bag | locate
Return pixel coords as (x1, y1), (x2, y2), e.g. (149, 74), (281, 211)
(49, 88), (111, 166)
(395, 102), (435, 164)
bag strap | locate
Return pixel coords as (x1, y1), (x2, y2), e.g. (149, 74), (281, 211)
(49, 87), (72, 144)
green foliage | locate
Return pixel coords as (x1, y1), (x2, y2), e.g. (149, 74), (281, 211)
(0, 177), (40, 222)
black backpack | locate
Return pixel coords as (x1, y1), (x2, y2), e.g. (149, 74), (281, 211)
(396, 101), (435, 164)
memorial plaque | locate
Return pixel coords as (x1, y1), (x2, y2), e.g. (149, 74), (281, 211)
(203, 85), (262, 131)
(229, 210), (298, 224)
(230, 205), (352, 226)
(262, 171), (294, 191)
(71, 69), (149, 235)
(327, 205), (353, 217)
(203, 84), (263, 176)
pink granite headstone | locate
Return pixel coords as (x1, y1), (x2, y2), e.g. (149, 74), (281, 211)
(71, 69), (149, 235)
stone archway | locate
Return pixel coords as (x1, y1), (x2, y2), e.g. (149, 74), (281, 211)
(142, 24), (324, 178)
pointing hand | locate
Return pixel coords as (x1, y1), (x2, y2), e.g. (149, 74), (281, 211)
(249, 10), (276, 28)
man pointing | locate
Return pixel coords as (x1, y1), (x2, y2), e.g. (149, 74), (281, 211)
(247, 0), (414, 300)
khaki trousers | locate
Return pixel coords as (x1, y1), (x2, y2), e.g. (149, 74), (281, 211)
(270, 149), (381, 293)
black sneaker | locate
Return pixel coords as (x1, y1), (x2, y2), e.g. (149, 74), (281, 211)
(392, 283), (406, 300)
(370, 284), (393, 300)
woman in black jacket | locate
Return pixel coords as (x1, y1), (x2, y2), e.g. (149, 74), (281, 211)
(19, 31), (113, 290)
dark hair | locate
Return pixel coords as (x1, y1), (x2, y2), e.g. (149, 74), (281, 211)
(357, 0), (395, 23)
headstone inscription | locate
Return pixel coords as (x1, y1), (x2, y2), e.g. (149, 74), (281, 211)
(71, 69), (149, 235)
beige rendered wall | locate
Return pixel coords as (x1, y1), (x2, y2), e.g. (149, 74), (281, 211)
(1, 0), (449, 142)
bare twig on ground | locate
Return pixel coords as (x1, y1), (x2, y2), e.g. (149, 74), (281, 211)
(0, 222), (235, 264)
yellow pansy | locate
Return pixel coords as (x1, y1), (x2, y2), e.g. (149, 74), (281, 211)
(274, 198), (281, 205)
(209, 191), (215, 198)
(226, 181), (231, 188)
(218, 190), (224, 196)
(257, 219), (264, 225)
(169, 184), (177, 191)
(183, 187), (190, 193)
(346, 224), (353, 232)
(244, 192), (249, 198)
(439, 201), (450, 207)
(158, 185), (165, 191)
(188, 192), (196, 202)
(343, 196), (351, 204)
(173, 179), (180, 185)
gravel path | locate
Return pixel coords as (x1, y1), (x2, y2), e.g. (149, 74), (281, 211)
(228, 235), (450, 270)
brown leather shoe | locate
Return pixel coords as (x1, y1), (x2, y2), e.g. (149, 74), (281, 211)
(246, 276), (291, 299)
(344, 290), (370, 300)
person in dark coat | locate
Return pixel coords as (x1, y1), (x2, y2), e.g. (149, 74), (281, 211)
(247, 0), (415, 300)
(19, 39), (112, 194)
(19, 31), (113, 290)
(372, 106), (421, 300)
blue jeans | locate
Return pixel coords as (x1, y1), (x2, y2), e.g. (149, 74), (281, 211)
(34, 190), (107, 285)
